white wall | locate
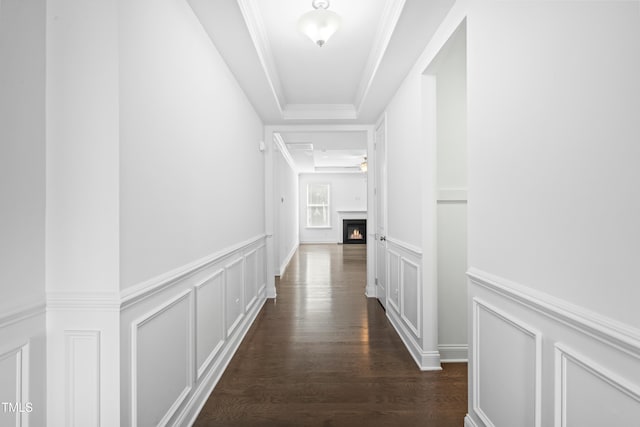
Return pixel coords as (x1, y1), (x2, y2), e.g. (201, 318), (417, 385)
(468, 0), (640, 329)
(119, 0), (265, 290)
(466, 4), (640, 424)
(385, 74), (424, 248)
(274, 148), (299, 275)
(299, 173), (367, 243)
(0, 0), (47, 425)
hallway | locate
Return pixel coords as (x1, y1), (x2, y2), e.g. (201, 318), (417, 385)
(194, 244), (467, 426)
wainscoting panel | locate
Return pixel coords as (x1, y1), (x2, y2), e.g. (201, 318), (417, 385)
(65, 331), (101, 427)
(244, 250), (258, 312)
(0, 343), (29, 427)
(467, 268), (640, 427)
(121, 235), (268, 427)
(383, 238), (441, 370)
(555, 344), (640, 427)
(257, 245), (266, 295)
(401, 258), (420, 337)
(387, 250), (400, 312)
(131, 290), (193, 427)
(225, 258), (245, 337)
(195, 270), (225, 379)
(473, 298), (541, 427)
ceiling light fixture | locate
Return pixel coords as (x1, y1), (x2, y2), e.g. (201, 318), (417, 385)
(360, 157), (367, 172)
(298, 0), (341, 47)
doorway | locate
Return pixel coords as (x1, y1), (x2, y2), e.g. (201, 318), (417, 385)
(425, 22), (468, 362)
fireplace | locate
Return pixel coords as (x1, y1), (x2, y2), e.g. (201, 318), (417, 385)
(343, 219), (367, 244)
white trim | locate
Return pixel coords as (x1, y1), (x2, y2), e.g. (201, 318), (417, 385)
(437, 187), (468, 202)
(386, 249), (401, 313)
(468, 268), (640, 358)
(120, 234), (266, 310)
(472, 298), (542, 427)
(0, 343), (30, 427)
(47, 292), (120, 312)
(438, 344), (468, 362)
(387, 308), (442, 371)
(236, 0), (285, 114)
(194, 269), (226, 380)
(65, 331), (100, 427)
(273, 133), (298, 174)
(554, 343), (640, 427)
(283, 104), (357, 120)
(130, 289), (194, 427)
(464, 415), (479, 427)
(175, 296), (266, 426)
(355, 0), (407, 114)
(244, 249), (258, 312)
(225, 257), (246, 337)
(0, 300), (46, 329)
(400, 257), (421, 337)
(279, 243), (298, 276)
(386, 237), (423, 256)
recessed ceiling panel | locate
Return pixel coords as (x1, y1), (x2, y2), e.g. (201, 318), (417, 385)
(256, 0), (387, 105)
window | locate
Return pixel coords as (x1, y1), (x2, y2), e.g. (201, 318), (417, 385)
(306, 183), (330, 227)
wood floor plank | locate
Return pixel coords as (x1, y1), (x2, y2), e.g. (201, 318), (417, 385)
(194, 244), (467, 427)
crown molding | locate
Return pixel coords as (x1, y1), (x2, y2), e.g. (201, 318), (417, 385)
(355, 0), (406, 113)
(273, 133), (299, 173)
(283, 104), (357, 120)
(236, 0), (286, 113)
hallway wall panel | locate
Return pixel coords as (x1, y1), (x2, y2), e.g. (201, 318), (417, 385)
(120, 236), (266, 427)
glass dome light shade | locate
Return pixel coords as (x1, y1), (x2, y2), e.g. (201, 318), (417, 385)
(298, 9), (341, 47)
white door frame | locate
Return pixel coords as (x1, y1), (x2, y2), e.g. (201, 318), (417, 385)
(263, 124), (376, 299)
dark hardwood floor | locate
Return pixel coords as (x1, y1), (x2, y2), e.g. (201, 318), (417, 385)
(194, 244), (467, 427)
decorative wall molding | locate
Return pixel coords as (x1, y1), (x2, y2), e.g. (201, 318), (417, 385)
(400, 257), (421, 337)
(0, 342), (29, 427)
(194, 269), (225, 379)
(468, 268), (640, 358)
(386, 237), (423, 257)
(472, 298), (542, 427)
(236, 0), (285, 114)
(554, 343), (640, 427)
(121, 234), (266, 310)
(174, 295), (266, 426)
(47, 292), (120, 312)
(225, 258), (245, 337)
(273, 133), (298, 174)
(244, 249), (258, 311)
(387, 249), (401, 312)
(65, 331), (100, 427)
(0, 299), (46, 329)
(130, 289), (194, 427)
(355, 0), (407, 113)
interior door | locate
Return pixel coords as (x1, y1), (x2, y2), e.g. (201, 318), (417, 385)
(375, 119), (387, 309)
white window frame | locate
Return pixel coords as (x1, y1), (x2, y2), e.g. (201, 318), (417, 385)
(306, 183), (331, 228)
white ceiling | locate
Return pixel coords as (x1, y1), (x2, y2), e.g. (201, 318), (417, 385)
(187, 0), (455, 124)
(278, 131), (367, 173)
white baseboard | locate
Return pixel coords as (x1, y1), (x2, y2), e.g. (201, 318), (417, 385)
(279, 243), (298, 276)
(365, 283), (376, 298)
(464, 414), (479, 427)
(439, 344), (468, 362)
(299, 241), (338, 245)
(387, 309), (442, 371)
